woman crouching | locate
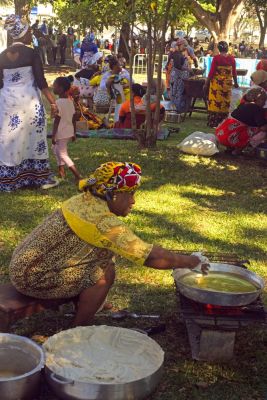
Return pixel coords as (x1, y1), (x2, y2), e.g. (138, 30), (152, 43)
(9, 162), (208, 327)
(216, 87), (267, 153)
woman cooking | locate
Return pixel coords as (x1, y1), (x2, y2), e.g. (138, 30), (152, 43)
(203, 41), (238, 128)
(9, 162), (208, 327)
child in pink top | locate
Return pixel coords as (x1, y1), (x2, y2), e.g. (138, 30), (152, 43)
(52, 77), (81, 181)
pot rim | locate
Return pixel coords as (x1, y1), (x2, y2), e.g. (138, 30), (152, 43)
(45, 361), (164, 387)
(0, 333), (45, 382)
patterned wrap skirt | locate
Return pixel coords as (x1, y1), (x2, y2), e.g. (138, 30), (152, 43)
(9, 210), (114, 299)
(208, 66), (232, 128)
(216, 117), (258, 149)
(0, 66), (51, 191)
(170, 67), (190, 113)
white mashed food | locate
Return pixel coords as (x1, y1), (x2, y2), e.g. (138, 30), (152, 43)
(44, 325), (164, 384)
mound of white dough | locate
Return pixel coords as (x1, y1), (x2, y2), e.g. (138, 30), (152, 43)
(44, 325), (164, 384)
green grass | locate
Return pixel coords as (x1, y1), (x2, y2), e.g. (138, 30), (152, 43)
(1, 112), (267, 400)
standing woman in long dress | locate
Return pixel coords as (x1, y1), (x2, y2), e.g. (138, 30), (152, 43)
(203, 41), (239, 128)
(0, 15), (58, 191)
(168, 38), (190, 113)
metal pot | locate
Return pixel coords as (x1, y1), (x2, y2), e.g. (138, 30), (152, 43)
(45, 363), (163, 400)
(0, 333), (45, 400)
(44, 326), (164, 400)
(173, 263), (264, 306)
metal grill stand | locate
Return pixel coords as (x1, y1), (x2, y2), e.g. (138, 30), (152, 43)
(178, 293), (266, 362)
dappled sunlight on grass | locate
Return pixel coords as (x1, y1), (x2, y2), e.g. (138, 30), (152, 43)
(1, 113), (267, 399)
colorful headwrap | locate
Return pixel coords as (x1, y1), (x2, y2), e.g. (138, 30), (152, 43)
(4, 15), (29, 39)
(79, 162), (142, 197)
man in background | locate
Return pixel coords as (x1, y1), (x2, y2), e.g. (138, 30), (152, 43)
(59, 32), (67, 64)
(40, 20), (48, 36)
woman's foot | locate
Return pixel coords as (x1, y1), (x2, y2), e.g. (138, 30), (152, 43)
(41, 177), (60, 190)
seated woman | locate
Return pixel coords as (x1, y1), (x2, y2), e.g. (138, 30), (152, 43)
(68, 86), (106, 130)
(116, 83), (165, 129)
(256, 50), (267, 72)
(101, 58), (131, 122)
(216, 87), (267, 153)
(9, 162), (208, 327)
(250, 70), (267, 114)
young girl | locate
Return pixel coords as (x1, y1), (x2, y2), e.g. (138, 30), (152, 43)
(52, 77), (82, 181)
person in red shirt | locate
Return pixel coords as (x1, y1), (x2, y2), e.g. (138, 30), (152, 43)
(203, 41), (238, 128)
(256, 50), (267, 72)
(216, 87), (267, 153)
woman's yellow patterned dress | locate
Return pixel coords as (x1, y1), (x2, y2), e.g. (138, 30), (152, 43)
(9, 193), (152, 299)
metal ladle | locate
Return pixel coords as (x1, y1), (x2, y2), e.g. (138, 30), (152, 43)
(111, 310), (160, 320)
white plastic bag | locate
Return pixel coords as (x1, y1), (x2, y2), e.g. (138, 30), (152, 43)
(229, 88), (243, 113)
(178, 132), (219, 156)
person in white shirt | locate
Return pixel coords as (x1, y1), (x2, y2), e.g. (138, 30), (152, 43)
(52, 77), (81, 181)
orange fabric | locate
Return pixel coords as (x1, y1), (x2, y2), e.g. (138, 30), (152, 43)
(119, 96), (161, 117)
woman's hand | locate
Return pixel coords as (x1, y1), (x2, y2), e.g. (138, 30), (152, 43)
(145, 246), (210, 272)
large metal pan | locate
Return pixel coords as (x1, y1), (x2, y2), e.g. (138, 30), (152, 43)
(173, 263), (264, 306)
(44, 326), (164, 400)
(45, 364), (163, 400)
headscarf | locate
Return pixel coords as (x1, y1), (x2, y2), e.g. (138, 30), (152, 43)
(87, 51), (103, 66)
(218, 41), (228, 53)
(79, 162), (142, 197)
(244, 87), (266, 103)
(4, 15), (29, 39)
(177, 38), (187, 47)
(251, 70), (267, 86)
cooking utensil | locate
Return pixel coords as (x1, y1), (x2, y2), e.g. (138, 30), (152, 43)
(173, 263), (264, 306)
(45, 365), (163, 400)
(0, 333), (45, 400)
(44, 326), (164, 400)
(111, 310), (160, 320)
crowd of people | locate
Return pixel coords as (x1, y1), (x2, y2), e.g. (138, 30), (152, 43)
(0, 14), (266, 192)
(31, 19), (69, 65)
(0, 16), (167, 192)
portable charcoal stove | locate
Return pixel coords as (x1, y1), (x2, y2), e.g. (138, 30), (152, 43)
(174, 252), (267, 362)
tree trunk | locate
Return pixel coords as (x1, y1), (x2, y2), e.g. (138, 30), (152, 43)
(259, 25), (267, 48)
(189, 0), (244, 42)
(129, 1), (137, 132)
(153, 0), (173, 144)
(143, 19), (153, 148)
(15, 0), (31, 20)
(255, 5), (267, 49)
(118, 22), (131, 60)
